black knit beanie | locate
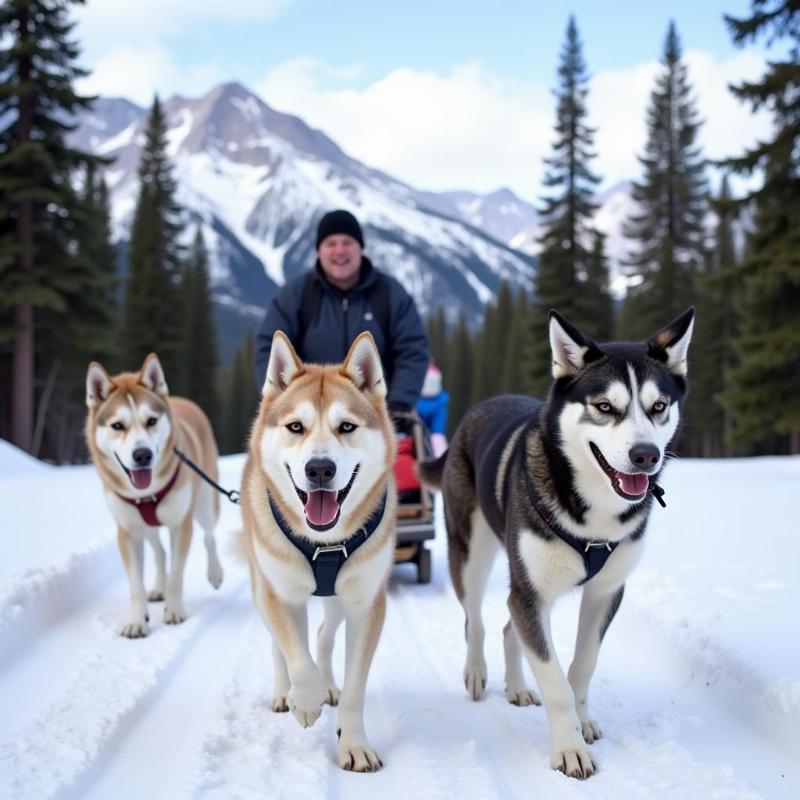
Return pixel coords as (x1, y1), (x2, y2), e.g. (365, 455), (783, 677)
(316, 209), (364, 249)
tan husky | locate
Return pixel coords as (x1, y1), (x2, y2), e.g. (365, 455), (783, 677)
(241, 331), (396, 772)
(85, 353), (224, 638)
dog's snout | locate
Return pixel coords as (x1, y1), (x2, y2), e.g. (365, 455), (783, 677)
(305, 457), (336, 488)
(132, 447), (153, 467)
(629, 442), (660, 469)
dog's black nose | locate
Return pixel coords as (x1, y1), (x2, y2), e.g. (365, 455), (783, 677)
(629, 443), (660, 469)
(305, 458), (336, 488)
(133, 447), (153, 467)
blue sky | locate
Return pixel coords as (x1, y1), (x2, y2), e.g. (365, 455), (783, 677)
(75, 0), (773, 198)
(166, 0), (760, 86)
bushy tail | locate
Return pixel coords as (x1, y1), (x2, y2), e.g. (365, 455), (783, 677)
(415, 449), (448, 490)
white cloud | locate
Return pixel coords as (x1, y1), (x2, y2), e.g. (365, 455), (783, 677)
(77, 44), (222, 106)
(73, 0), (291, 105)
(259, 59), (553, 199)
(591, 49), (772, 194)
(75, 0), (290, 45)
(258, 49), (772, 200)
(72, 1), (773, 201)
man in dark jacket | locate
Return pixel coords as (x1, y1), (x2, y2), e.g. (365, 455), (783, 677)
(254, 209), (429, 415)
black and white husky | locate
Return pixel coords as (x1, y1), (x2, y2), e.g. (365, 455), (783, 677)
(419, 308), (694, 779)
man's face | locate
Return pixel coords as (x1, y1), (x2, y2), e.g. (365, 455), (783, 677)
(318, 234), (362, 291)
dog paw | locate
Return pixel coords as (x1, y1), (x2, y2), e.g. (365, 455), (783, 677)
(207, 561), (224, 590)
(580, 718), (602, 743)
(339, 742), (383, 772)
(121, 620), (148, 638)
(271, 695), (289, 713)
(323, 686), (340, 706)
(288, 682), (324, 729)
(551, 745), (596, 780)
(506, 686), (542, 707)
(464, 661), (487, 700)
(163, 607), (186, 625)
(147, 589), (164, 602)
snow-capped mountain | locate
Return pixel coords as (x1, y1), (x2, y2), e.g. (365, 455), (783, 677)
(419, 180), (641, 297)
(417, 187), (540, 248)
(69, 83), (535, 360)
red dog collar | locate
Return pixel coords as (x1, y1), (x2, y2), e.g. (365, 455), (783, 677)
(116, 464), (181, 526)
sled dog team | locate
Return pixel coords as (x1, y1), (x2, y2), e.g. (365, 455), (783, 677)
(85, 308), (694, 778)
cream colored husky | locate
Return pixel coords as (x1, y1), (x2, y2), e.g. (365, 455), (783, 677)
(241, 331), (396, 772)
(85, 353), (224, 638)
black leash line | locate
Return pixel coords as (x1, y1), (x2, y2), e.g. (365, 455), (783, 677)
(173, 447), (240, 504)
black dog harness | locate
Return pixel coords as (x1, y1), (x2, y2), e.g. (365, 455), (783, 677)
(267, 492), (388, 596)
(514, 415), (625, 585)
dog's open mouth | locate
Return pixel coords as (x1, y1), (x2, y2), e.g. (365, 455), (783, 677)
(289, 465), (360, 532)
(115, 453), (152, 490)
(590, 443), (649, 501)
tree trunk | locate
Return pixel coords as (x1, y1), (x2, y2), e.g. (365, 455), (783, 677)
(10, 6), (34, 454)
(32, 359), (60, 458)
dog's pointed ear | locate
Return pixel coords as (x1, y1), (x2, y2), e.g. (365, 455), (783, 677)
(86, 362), (114, 409)
(342, 332), (386, 396)
(549, 310), (602, 379)
(648, 307), (695, 377)
(264, 331), (304, 397)
(138, 353), (169, 396)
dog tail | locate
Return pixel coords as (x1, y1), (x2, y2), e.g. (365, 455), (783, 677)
(416, 449), (448, 490)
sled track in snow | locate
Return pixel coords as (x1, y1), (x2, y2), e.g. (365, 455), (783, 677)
(0, 477), (797, 800)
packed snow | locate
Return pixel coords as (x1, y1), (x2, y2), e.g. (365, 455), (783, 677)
(0, 438), (797, 799)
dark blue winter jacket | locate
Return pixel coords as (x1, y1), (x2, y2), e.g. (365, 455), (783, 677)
(254, 257), (429, 411)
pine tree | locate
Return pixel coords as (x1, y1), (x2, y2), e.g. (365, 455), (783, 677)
(685, 176), (738, 456)
(577, 230), (614, 341)
(444, 312), (473, 437)
(181, 228), (219, 430)
(75, 163), (118, 362)
(619, 22), (708, 340)
(220, 331), (258, 455)
(471, 300), (498, 404)
(120, 95), (184, 383)
(526, 16), (602, 396)
(0, 0), (103, 453)
(426, 306), (448, 369)
(717, 0), (800, 453)
(501, 289), (531, 394)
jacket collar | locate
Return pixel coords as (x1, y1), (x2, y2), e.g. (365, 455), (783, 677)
(313, 255), (377, 295)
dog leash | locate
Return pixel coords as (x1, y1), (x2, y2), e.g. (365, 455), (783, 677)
(173, 447), (240, 504)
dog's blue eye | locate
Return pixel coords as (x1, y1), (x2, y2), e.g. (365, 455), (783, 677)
(339, 421), (357, 434)
(146, 417), (158, 427)
(652, 401), (667, 413)
(111, 421), (125, 431)
(287, 422), (304, 434)
(595, 402), (613, 414)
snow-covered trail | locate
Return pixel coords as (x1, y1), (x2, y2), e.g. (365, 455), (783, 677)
(1, 451), (797, 800)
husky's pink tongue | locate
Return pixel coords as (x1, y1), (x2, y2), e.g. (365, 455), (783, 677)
(618, 472), (648, 496)
(131, 469), (152, 490)
(305, 490), (340, 527)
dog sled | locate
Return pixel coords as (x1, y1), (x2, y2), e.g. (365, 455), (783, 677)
(391, 411), (436, 584)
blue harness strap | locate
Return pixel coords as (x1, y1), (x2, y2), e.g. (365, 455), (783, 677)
(267, 492), (388, 596)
